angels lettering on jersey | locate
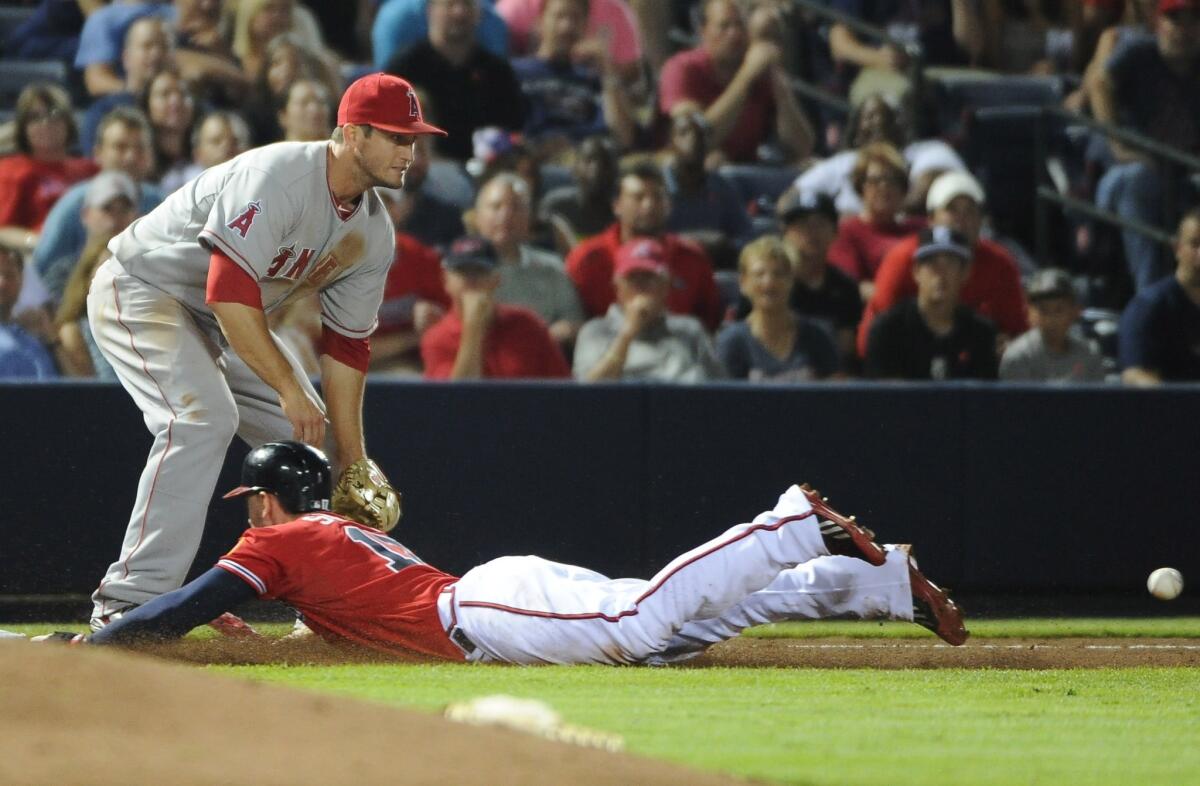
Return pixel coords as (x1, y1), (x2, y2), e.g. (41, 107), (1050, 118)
(265, 243), (341, 287)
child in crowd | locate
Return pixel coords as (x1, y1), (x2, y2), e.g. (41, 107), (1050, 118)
(1000, 269), (1106, 383)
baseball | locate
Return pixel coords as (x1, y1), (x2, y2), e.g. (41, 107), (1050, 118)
(1147, 568), (1184, 601)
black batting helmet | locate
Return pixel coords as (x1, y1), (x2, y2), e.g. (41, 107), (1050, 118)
(222, 441), (332, 513)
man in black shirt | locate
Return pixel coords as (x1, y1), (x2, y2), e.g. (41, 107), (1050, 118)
(385, 0), (526, 161)
(1119, 207), (1200, 385)
(865, 226), (998, 380)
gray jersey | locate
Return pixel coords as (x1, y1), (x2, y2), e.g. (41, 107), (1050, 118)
(109, 141), (395, 340)
(999, 328), (1107, 383)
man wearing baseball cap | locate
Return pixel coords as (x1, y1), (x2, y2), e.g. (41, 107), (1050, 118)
(856, 170), (1027, 358)
(84, 71), (448, 633)
(420, 236), (570, 380)
(1093, 0), (1200, 292)
(864, 226), (999, 380)
(766, 189), (865, 368)
(574, 238), (725, 382)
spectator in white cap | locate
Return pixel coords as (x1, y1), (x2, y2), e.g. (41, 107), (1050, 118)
(856, 169), (1028, 358)
(53, 172), (141, 379)
(865, 226), (999, 381)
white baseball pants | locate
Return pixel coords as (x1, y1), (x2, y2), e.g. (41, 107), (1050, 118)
(87, 258), (322, 619)
(448, 485), (913, 665)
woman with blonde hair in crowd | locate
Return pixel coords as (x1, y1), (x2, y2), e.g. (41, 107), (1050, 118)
(247, 33), (342, 144)
(229, 0), (336, 83)
(828, 141), (925, 302)
(716, 236), (840, 382)
(0, 83), (98, 254)
(276, 78), (334, 142)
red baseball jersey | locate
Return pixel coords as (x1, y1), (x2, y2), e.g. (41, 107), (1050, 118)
(217, 513), (462, 660)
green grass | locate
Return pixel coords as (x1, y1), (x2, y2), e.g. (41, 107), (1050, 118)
(204, 663), (1200, 786)
(6, 618), (1199, 785)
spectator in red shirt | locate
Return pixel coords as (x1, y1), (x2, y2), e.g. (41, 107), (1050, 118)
(422, 237), (571, 380)
(0, 83), (99, 255)
(373, 186), (451, 374)
(828, 142), (926, 302)
(856, 170), (1029, 357)
(658, 0), (813, 164)
(565, 161), (723, 330)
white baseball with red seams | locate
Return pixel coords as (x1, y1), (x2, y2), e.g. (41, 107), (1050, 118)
(1147, 568), (1184, 601)
(87, 140), (395, 622)
(440, 485), (914, 665)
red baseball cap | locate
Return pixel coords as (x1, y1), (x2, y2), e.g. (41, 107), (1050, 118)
(337, 72), (447, 136)
(1159, 0), (1199, 13)
(614, 239), (669, 278)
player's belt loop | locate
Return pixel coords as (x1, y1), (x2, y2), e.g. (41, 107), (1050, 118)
(440, 585), (478, 658)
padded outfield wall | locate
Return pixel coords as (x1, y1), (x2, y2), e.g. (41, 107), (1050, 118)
(1, 381), (1196, 596)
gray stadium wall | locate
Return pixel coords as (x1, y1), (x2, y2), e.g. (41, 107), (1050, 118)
(1, 380), (1197, 596)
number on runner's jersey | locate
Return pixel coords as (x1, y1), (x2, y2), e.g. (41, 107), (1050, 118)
(345, 526), (422, 573)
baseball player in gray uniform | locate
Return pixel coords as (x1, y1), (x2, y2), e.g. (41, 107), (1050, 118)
(86, 73), (446, 630)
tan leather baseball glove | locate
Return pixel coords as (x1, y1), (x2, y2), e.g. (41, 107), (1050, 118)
(332, 458), (402, 532)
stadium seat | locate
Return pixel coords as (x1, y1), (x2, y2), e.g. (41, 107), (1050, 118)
(713, 269), (741, 317)
(718, 164), (801, 206)
(0, 60), (69, 105)
(539, 163), (572, 195)
(1078, 306), (1121, 370)
(960, 105), (1071, 253)
(0, 5), (35, 36)
(933, 73), (1072, 138)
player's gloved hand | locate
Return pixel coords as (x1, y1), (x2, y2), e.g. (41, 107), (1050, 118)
(333, 457), (402, 532)
(32, 632), (87, 645)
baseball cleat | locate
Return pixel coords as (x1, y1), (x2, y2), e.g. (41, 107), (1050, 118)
(799, 484), (888, 566)
(907, 553), (969, 646)
(208, 612), (264, 640)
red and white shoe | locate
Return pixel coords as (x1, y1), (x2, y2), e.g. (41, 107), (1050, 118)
(208, 612), (264, 640)
(906, 552), (969, 646)
(799, 484), (888, 566)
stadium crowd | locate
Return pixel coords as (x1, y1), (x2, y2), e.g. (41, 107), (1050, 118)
(1, 0), (1198, 385)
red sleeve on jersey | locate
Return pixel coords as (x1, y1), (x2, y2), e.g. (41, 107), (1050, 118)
(206, 250), (263, 309)
(216, 528), (288, 598)
(318, 325), (370, 373)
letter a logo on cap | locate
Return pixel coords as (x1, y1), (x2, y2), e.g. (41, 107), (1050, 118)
(408, 89), (419, 119)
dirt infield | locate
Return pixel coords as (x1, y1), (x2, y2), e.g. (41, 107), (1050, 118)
(3, 638), (1197, 786)
(0, 643), (741, 786)
(76, 634), (1200, 669)
(694, 637), (1200, 669)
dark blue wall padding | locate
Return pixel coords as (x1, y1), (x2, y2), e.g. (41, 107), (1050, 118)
(2, 380), (1196, 595)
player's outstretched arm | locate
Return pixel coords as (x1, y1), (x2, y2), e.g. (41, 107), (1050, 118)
(319, 352), (367, 470)
(89, 569), (257, 646)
